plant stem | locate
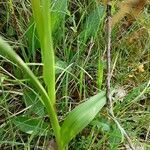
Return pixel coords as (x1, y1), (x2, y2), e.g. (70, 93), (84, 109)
(106, 1), (112, 112)
(42, 0), (56, 106)
(106, 2), (135, 149)
(30, 0), (63, 148)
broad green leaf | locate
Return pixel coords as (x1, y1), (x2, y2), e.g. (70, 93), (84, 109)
(25, 18), (40, 59)
(79, 5), (105, 46)
(51, 0), (68, 45)
(60, 91), (106, 148)
(23, 90), (45, 116)
(91, 119), (110, 132)
(108, 124), (122, 148)
(12, 116), (50, 136)
(51, 0), (68, 32)
(55, 57), (68, 74)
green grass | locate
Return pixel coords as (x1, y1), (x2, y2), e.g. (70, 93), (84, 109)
(0, 0), (150, 149)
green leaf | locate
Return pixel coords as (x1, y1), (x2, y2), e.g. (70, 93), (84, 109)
(12, 116), (50, 136)
(25, 18), (40, 59)
(0, 37), (51, 110)
(108, 124), (122, 148)
(55, 57), (69, 74)
(97, 59), (104, 90)
(79, 5), (104, 46)
(51, 0), (68, 32)
(23, 90), (45, 116)
(60, 91), (106, 148)
(91, 120), (110, 132)
(0, 37), (60, 145)
(51, 0), (68, 45)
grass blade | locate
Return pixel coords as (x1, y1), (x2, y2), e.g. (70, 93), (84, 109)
(97, 59), (104, 89)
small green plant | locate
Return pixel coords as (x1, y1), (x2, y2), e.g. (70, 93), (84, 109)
(0, 0), (106, 149)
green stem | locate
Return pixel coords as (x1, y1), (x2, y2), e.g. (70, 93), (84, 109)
(42, 0), (56, 106)
(31, 0), (62, 148)
(31, 0), (56, 106)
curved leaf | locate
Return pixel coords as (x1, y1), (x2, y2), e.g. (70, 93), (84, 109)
(13, 116), (50, 136)
(60, 91), (106, 148)
(0, 37), (61, 145)
(79, 5), (105, 46)
(51, 0), (68, 32)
